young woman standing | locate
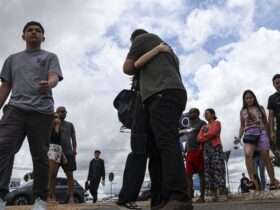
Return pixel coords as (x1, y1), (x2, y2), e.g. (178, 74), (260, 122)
(238, 90), (279, 190)
(47, 113), (65, 202)
(198, 108), (226, 201)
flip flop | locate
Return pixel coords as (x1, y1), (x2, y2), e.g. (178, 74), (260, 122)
(117, 202), (142, 209)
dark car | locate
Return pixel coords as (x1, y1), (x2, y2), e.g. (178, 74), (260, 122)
(5, 177), (86, 205)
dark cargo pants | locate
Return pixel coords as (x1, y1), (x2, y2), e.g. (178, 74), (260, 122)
(0, 105), (53, 200)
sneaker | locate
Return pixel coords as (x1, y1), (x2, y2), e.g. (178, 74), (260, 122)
(160, 200), (193, 210)
(32, 198), (47, 210)
(0, 198), (6, 210)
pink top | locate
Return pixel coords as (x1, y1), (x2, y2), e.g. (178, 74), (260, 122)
(198, 120), (222, 147)
(240, 106), (266, 131)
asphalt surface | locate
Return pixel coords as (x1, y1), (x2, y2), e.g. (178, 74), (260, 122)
(6, 200), (280, 210)
(83, 200), (280, 210)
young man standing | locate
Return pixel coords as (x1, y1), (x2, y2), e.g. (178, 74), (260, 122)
(0, 21), (63, 210)
(180, 108), (206, 202)
(86, 150), (105, 203)
(268, 74), (280, 150)
(56, 106), (77, 203)
(123, 29), (192, 210)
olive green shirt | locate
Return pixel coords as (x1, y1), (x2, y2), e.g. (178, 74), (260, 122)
(126, 33), (185, 101)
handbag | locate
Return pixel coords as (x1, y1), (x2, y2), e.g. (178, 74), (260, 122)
(243, 128), (261, 145)
(113, 75), (139, 129)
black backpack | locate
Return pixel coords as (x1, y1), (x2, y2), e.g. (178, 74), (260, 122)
(113, 75), (139, 129)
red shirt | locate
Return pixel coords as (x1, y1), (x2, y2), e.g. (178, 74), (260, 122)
(198, 120), (222, 147)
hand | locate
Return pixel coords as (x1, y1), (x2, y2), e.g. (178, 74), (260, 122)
(38, 80), (50, 94)
(234, 136), (241, 145)
(62, 154), (68, 165)
(156, 42), (172, 53)
(202, 126), (208, 133)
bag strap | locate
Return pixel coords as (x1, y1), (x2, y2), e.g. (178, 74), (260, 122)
(131, 72), (140, 91)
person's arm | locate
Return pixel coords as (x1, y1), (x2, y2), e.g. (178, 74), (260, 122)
(101, 159), (105, 181)
(201, 121), (221, 140)
(71, 124), (77, 156)
(239, 111), (245, 139)
(38, 72), (59, 94)
(261, 107), (271, 141)
(39, 53), (63, 94)
(123, 35), (146, 75)
(87, 160), (93, 181)
(0, 56), (13, 107)
(268, 110), (276, 143)
(0, 81), (11, 109)
(134, 43), (171, 69)
(197, 126), (208, 143)
(123, 59), (137, 75)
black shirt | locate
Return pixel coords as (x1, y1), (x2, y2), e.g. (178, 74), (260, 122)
(87, 158), (105, 181)
(267, 91), (280, 133)
(50, 128), (61, 145)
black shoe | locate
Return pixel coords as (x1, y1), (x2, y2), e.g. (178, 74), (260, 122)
(117, 201), (142, 209)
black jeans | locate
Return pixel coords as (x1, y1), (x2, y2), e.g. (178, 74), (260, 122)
(118, 94), (148, 203)
(145, 89), (190, 207)
(0, 105), (53, 200)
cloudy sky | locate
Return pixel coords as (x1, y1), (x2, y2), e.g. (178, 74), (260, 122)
(1, 0), (280, 195)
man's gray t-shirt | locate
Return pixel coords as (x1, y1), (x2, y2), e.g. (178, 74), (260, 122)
(127, 33), (185, 101)
(0, 49), (63, 114)
(181, 119), (206, 151)
(60, 120), (76, 155)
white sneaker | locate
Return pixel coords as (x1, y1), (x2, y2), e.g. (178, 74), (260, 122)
(32, 198), (47, 210)
(0, 198), (6, 210)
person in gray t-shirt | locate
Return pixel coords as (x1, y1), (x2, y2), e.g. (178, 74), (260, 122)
(179, 108), (206, 202)
(0, 21), (63, 210)
(56, 106), (77, 203)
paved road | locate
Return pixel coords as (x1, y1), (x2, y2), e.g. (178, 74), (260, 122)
(84, 200), (280, 210)
(7, 200), (280, 210)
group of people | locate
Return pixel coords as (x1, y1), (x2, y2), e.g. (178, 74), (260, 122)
(181, 75), (280, 202)
(116, 28), (280, 210)
(0, 20), (279, 210)
(179, 108), (225, 202)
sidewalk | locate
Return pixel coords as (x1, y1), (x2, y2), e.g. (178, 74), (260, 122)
(6, 190), (280, 210)
(6, 200), (280, 210)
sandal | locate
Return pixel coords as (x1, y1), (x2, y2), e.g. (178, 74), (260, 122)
(269, 179), (280, 190)
(117, 202), (142, 209)
(195, 197), (205, 203)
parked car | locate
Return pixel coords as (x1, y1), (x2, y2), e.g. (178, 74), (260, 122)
(5, 177), (86, 205)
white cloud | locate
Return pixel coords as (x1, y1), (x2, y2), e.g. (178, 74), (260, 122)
(181, 0), (255, 50)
